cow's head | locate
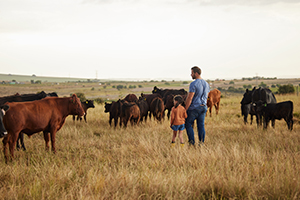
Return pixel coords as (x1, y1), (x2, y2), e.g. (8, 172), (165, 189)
(84, 100), (95, 109)
(47, 92), (58, 97)
(0, 105), (10, 138)
(104, 102), (112, 113)
(69, 94), (85, 116)
(152, 86), (160, 94)
(240, 87), (256, 105)
(252, 100), (267, 115)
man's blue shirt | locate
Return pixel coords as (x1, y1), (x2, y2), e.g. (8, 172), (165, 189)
(188, 79), (210, 110)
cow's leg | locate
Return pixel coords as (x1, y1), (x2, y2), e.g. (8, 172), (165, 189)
(264, 117), (269, 129)
(167, 109), (171, 120)
(43, 131), (50, 151)
(3, 135), (9, 162)
(216, 102), (220, 115)
(16, 134), (21, 150)
(84, 114), (87, 123)
(9, 135), (18, 160)
(271, 119), (275, 128)
(136, 116), (140, 125)
(50, 131), (57, 153)
(114, 117), (118, 128)
(250, 115), (253, 125)
(109, 115), (112, 126)
(209, 106), (212, 117)
(72, 115), (75, 121)
(17, 132), (26, 151)
(285, 118), (293, 130)
(243, 113), (248, 124)
(256, 114), (261, 127)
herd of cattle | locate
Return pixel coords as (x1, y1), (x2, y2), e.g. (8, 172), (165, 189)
(240, 87), (294, 130)
(104, 86), (221, 127)
(0, 85), (294, 162)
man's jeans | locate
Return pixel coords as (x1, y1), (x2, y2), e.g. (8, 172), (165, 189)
(185, 106), (207, 145)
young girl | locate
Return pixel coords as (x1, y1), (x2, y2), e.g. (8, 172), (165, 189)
(170, 95), (187, 147)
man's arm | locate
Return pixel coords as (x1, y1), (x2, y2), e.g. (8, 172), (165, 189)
(185, 92), (195, 110)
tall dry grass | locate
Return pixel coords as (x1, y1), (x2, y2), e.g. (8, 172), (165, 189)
(0, 94), (299, 199)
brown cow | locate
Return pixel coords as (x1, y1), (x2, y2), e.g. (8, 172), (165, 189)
(140, 93), (162, 108)
(121, 101), (140, 127)
(2, 94), (85, 162)
(207, 89), (221, 117)
(123, 94), (138, 102)
(149, 97), (165, 121)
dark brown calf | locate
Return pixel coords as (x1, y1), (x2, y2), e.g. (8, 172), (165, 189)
(2, 94), (84, 162)
(123, 94), (138, 102)
(121, 101), (140, 127)
(149, 97), (165, 121)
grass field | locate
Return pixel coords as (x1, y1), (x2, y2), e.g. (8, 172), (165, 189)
(0, 87), (299, 199)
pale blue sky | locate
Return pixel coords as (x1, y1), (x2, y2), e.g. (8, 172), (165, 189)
(1, 0), (300, 80)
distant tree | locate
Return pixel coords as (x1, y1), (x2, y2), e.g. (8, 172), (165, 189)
(165, 82), (170, 85)
(74, 92), (86, 101)
(35, 80), (41, 84)
(243, 84), (252, 89)
(271, 84), (276, 88)
(116, 85), (124, 90)
(229, 81), (234, 84)
(91, 87), (95, 91)
(278, 84), (295, 94)
(259, 82), (267, 87)
(183, 81), (188, 84)
(138, 85), (143, 88)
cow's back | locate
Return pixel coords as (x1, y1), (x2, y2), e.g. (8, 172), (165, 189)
(4, 99), (60, 135)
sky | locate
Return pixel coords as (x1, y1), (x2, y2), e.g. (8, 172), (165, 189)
(1, 0), (300, 81)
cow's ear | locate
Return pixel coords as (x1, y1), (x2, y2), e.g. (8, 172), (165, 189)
(264, 103), (267, 107)
(246, 89), (249, 93)
(1, 105), (9, 112)
(71, 94), (77, 103)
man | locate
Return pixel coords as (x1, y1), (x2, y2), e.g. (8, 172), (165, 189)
(185, 66), (210, 146)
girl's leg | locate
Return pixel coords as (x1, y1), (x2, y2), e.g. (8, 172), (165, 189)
(178, 130), (184, 144)
(172, 130), (177, 142)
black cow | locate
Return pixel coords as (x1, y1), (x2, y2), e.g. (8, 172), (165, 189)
(240, 87), (276, 126)
(164, 94), (187, 120)
(73, 100), (95, 122)
(152, 86), (187, 103)
(104, 100), (123, 127)
(241, 103), (256, 125)
(253, 100), (293, 130)
(0, 91), (57, 105)
(0, 105), (10, 138)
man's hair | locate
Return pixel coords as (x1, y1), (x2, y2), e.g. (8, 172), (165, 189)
(191, 66), (201, 75)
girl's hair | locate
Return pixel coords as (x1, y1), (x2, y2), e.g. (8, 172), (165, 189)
(173, 95), (184, 108)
